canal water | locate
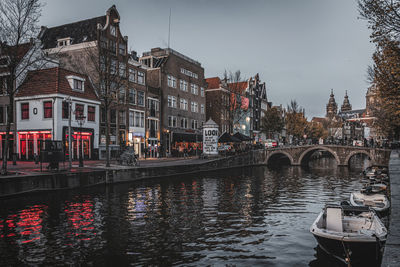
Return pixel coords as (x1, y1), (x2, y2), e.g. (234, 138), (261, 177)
(0, 157), (370, 266)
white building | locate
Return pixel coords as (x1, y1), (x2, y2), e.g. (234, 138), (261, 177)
(15, 67), (100, 160)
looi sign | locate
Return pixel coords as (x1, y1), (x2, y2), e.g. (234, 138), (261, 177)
(203, 119), (219, 155)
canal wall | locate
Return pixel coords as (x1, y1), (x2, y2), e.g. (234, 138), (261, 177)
(0, 150), (267, 198)
(382, 149), (400, 266)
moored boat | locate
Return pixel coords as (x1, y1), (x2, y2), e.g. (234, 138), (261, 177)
(310, 204), (387, 265)
(350, 192), (390, 214)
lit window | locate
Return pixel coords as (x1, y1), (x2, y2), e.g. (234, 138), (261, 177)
(21, 103), (29, 120)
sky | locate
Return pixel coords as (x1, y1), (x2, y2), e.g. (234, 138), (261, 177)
(40, 0), (375, 118)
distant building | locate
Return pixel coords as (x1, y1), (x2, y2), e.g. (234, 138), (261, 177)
(326, 89), (338, 119)
(340, 90), (352, 112)
(140, 48), (206, 156)
(205, 77), (232, 134)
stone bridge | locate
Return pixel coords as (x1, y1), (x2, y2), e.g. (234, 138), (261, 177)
(264, 145), (392, 166)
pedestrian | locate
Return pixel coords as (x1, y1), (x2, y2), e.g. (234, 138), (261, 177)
(184, 147), (188, 158)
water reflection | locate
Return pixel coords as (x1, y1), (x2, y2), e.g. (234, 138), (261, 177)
(0, 157), (370, 266)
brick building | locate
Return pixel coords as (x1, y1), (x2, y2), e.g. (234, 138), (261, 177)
(140, 48), (206, 156)
(205, 77), (232, 134)
(40, 5), (159, 158)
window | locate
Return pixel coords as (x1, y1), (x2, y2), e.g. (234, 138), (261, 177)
(168, 116), (177, 127)
(119, 43), (126, 55)
(191, 101), (198, 112)
(201, 87), (205, 97)
(43, 101), (53, 119)
(129, 111), (134, 126)
(147, 98), (159, 112)
(191, 84), (198, 95)
(167, 75), (176, 88)
(138, 71), (145, 85)
(109, 40), (116, 54)
(129, 68), (136, 82)
(133, 111), (145, 127)
(110, 59), (117, 74)
(180, 117), (188, 129)
(110, 109), (116, 123)
(180, 80), (188, 92)
(201, 104), (205, 114)
(119, 110), (126, 125)
(129, 88), (136, 104)
(168, 95), (177, 108)
(110, 25), (116, 36)
(73, 79), (83, 91)
(75, 104), (84, 120)
(191, 119), (198, 129)
(119, 62), (126, 77)
(62, 101), (69, 119)
(0, 106), (3, 123)
(119, 87), (125, 103)
(137, 91), (145, 106)
(21, 103), (29, 120)
(88, 106), (95, 121)
(180, 98), (188, 110)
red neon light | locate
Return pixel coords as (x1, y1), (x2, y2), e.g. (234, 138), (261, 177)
(73, 132), (92, 136)
(18, 131), (51, 135)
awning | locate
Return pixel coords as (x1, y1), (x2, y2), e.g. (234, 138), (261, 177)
(233, 132), (252, 141)
(173, 132), (202, 142)
(219, 132), (241, 143)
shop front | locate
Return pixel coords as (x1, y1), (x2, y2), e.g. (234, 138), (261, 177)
(18, 130), (52, 160)
(147, 138), (159, 158)
(128, 131), (145, 158)
(171, 132), (202, 157)
(63, 127), (94, 160)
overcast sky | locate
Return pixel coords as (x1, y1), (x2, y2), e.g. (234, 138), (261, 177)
(40, 0), (375, 118)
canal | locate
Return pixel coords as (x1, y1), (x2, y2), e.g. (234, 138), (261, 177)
(0, 157), (370, 266)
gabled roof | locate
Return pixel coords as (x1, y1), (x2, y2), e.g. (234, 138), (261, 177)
(228, 81), (248, 94)
(40, 16), (106, 49)
(205, 77), (221, 89)
(0, 42), (32, 72)
(16, 67), (99, 101)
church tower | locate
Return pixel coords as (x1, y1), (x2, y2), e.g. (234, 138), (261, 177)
(326, 89), (338, 119)
(341, 90), (352, 112)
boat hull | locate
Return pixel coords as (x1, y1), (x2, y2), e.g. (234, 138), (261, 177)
(313, 234), (384, 264)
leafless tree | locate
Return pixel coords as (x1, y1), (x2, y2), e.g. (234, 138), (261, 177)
(0, 0), (55, 174)
(59, 31), (127, 167)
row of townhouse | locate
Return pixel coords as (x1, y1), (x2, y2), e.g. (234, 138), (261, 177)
(205, 74), (270, 143)
(0, 5), (207, 160)
(0, 5), (270, 161)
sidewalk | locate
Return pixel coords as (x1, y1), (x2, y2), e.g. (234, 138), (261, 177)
(0, 156), (209, 173)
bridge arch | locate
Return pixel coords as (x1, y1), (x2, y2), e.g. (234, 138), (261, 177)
(266, 150), (294, 165)
(297, 146), (340, 166)
(344, 150), (372, 166)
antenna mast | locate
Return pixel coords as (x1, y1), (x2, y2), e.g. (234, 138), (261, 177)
(168, 8), (171, 49)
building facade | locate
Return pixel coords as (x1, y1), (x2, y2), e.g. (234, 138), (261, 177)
(140, 48), (206, 156)
(40, 5), (159, 158)
(15, 67), (100, 160)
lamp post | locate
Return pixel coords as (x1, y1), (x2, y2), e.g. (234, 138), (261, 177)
(76, 114), (86, 167)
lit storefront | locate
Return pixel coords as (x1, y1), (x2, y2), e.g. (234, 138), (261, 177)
(17, 130), (52, 160)
(171, 132), (202, 157)
(128, 131), (145, 158)
(63, 127), (94, 160)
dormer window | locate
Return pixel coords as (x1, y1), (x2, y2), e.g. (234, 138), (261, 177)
(66, 75), (85, 92)
(110, 25), (116, 37)
(57, 37), (72, 47)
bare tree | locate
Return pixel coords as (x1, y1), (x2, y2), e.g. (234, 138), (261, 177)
(57, 31), (127, 167)
(0, 0), (55, 174)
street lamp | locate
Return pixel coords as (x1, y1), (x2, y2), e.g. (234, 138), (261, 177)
(76, 114), (86, 167)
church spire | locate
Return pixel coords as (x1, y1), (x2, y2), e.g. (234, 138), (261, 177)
(341, 90), (352, 112)
(326, 89), (338, 118)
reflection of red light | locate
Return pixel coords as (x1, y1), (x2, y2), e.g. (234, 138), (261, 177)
(64, 199), (96, 242)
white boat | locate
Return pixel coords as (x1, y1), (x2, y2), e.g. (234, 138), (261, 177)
(350, 192), (390, 214)
(310, 204), (387, 264)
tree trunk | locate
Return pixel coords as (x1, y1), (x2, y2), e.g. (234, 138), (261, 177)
(2, 92), (14, 175)
(105, 102), (110, 167)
